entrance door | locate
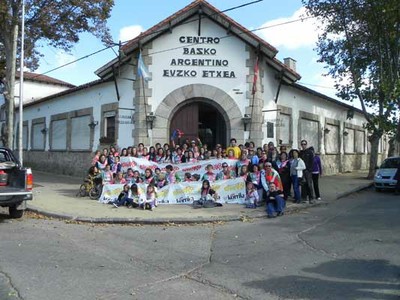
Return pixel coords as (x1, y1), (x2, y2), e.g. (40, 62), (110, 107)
(170, 101), (226, 149)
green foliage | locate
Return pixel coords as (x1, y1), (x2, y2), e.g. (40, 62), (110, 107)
(0, 0), (114, 73)
(303, 0), (400, 137)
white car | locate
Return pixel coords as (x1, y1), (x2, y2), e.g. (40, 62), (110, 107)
(374, 156), (400, 192)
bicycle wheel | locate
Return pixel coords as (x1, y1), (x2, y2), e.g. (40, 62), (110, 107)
(77, 184), (88, 197)
(89, 186), (101, 200)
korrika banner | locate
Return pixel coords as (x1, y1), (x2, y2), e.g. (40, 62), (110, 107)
(99, 178), (246, 205)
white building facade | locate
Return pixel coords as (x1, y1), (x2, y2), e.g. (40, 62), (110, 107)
(11, 0), (387, 176)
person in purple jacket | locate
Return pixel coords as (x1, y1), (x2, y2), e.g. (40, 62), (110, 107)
(312, 153), (323, 200)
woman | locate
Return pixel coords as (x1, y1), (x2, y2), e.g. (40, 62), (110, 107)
(312, 153), (323, 200)
(148, 146), (157, 162)
(162, 149), (173, 164)
(120, 148), (128, 157)
(261, 162), (283, 193)
(186, 150), (197, 163)
(277, 152), (291, 200)
(289, 149), (306, 204)
(155, 148), (164, 163)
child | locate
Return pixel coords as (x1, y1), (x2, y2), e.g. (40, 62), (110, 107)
(266, 183), (285, 218)
(113, 183), (142, 208)
(112, 183), (131, 208)
(101, 164), (114, 185)
(201, 164), (216, 182)
(142, 184), (157, 211)
(165, 165), (176, 185)
(142, 168), (155, 185)
(184, 172), (193, 182)
(91, 150), (101, 166)
(111, 155), (122, 174)
(114, 172), (127, 184)
(245, 181), (259, 208)
(125, 168), (135, 182)
(200, 179), (218, 201)
(156, 173), (167, 189)
(132, 170), (143, 184)
(193, 179), (221, 208)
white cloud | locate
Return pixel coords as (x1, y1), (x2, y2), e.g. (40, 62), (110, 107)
(258, 7), (322, 50)
(119, 25), (143, 43)
(55, 51), (77, 69)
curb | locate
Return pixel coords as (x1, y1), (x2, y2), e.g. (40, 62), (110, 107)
(27, 200), (328, 225)
(336, 183), (373, 200)
(26, 181), (372, 225)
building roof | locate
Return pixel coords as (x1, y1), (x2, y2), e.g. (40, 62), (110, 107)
(95, 0), (301, 82)
(16, 72), (75, 88)
(23, 79), (107, 108)
(289, 82), (364, 115)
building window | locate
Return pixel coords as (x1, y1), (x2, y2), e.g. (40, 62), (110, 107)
(71, 115), (90, 150)
(279, 114), (291, 145)
(266, 122), (274, 138)
(23, 125), (28, 150)
(344, 128), (355, 153)
(300, 118), (319, 150)
(14, 122), (28, 150)
(32, 122), (45, 150)
(104, 111), (116, 141)
(325, 123), (339, 154)
(355, 130), (365, 153)
(51, 119), (67, 150)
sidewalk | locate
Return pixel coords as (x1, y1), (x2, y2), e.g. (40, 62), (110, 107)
(28, 170), (373, 224)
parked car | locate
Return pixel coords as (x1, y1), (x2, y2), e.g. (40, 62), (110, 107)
(374, 156), (400, 192)
(0, 147), (33, 218)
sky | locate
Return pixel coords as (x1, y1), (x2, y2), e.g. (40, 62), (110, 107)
(35, 0), (338, 99)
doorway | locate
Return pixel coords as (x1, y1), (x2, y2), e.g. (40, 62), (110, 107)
(170, 100), (227, 149)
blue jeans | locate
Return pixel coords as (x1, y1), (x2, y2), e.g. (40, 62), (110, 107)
(291, 175), (301, 203)
(266, 194), (285, 216)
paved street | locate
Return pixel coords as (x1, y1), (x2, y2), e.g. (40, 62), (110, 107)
(0, 189), (399, 300)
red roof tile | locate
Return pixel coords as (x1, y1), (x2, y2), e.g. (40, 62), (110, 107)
(16, 72), (75, 88)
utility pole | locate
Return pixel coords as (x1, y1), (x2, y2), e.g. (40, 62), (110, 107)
(18, 0), (25, 165)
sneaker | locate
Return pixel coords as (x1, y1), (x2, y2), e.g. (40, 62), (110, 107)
(309, 199), (316, 204)
(277, 212), (284, 217)
(113, 203), (118, 208)
(317, 197), (322, 201)
(267, 215), (276, 219)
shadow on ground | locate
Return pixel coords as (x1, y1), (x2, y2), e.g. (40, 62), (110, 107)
(245, 259), (400, 299)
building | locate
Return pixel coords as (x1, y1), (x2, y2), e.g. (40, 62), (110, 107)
(2, 0), (388, 176)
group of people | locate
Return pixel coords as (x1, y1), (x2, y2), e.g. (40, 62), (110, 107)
(87, 137), (323, 217)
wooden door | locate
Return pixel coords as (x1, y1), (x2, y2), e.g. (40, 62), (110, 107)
(170, 103), (199, 142)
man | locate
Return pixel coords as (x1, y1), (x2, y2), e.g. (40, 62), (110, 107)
(216, 162), (236, 180)
(226, 138), (241, 159)
(299, 139), (315, 203)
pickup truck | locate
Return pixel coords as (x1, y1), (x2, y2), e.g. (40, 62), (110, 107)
(0, 147), (33, 218)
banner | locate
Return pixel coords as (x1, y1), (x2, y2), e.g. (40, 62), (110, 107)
(99, 178), (246, 205)
(120, 156), (238, 178)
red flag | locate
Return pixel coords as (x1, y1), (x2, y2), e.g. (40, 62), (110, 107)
(252, 57), (259, 95)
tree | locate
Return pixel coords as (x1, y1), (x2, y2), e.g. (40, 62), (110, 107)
(0, 0), (114, 149)
(303, 0), (400, 179)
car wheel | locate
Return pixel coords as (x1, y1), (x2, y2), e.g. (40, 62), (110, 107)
(9, 205), (24, 218)
(375, 187), (382, 192)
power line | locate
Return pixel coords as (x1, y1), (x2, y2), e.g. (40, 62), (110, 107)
(298, 81), (337, 90)
(33, 0), (264, 77)
(36, 1), (313, 78)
